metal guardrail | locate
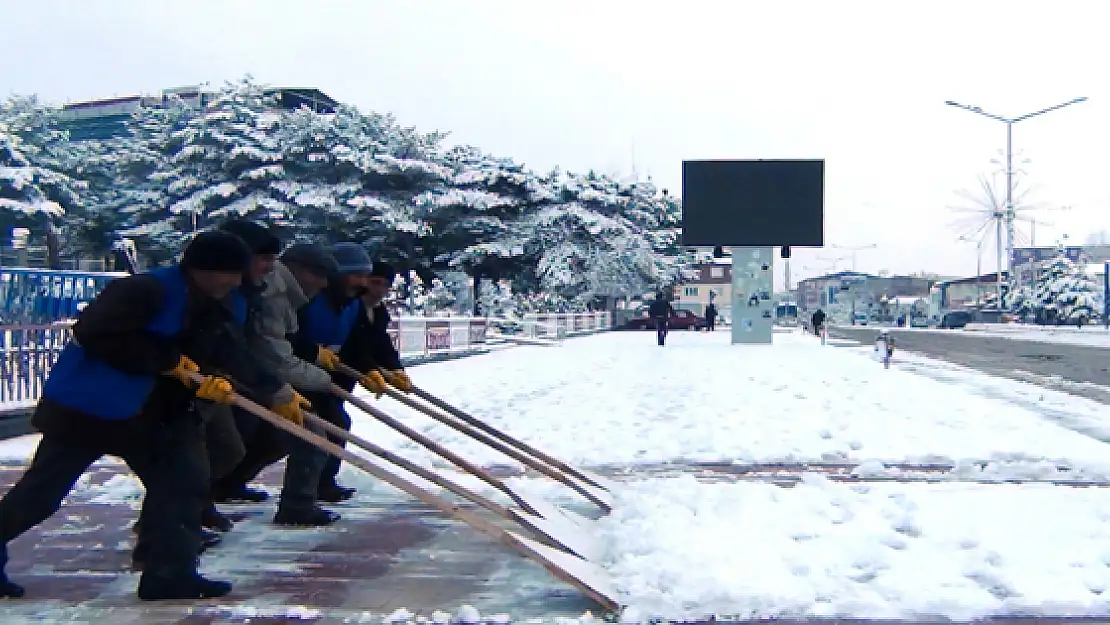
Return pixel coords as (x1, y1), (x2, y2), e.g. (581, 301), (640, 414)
(0, 314), (612, 442)
(0, 268), (126, 324)
(0, 323), (73, 442)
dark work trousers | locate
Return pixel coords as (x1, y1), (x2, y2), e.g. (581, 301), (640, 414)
(654, 318), (669, 346)
(201, 403), (246, 481)
(216, 412), (329, 511)
(706, 316), (716, 331)
(0, 418), (206, 581)
(303, 391), (353, 489)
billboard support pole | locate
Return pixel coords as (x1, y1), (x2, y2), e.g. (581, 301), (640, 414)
(731, 247), (774, 345)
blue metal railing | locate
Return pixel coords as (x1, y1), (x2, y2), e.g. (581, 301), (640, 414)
(0, 322), (72, 406)
(0, 268), (126, 325)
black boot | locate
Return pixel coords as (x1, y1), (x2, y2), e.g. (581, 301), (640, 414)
(212, 484), (269, 503)
(133, 531), (221, 570)
(273, 505), (341, 527)
(1, 544), (24, 598)
(137, 572), (232, 601)
(200, 528), (222, 551)
(0, 575), (24, 599)
(201, 504), (234, 533)
(317, 482), (355, 503)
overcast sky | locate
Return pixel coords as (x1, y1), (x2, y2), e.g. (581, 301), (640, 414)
(5, 0), (1108, 287)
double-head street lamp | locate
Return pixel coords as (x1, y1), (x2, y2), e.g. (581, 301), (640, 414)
(945, 97), (1087, 305)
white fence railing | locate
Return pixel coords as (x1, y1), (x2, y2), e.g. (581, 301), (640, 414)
(521, 312), (612, 339)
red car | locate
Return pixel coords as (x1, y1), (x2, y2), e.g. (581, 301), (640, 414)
(622, 308), (707, 331)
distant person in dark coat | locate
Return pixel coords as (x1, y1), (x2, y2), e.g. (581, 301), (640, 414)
(647, 292), (675, 346)
(705, 302), (718, 331)
(811, 308), (827, 336)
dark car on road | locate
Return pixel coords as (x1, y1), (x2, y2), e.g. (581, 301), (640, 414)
(939, 311), (973, 329)
(622, 307), (708, 331)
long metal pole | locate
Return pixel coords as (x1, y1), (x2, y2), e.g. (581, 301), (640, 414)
(995, 216), (1004, 305)
(1004, 121), (1014, 305)
(976, 241), (983, 305)
(1104, 261), (1109, 330)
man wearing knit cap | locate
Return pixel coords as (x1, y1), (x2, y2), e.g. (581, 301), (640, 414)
(0, 231), (292, 601)
(213, 242), (345, 526)
(293, 242), (390, 502)
(349, 259), (409, 395)
(204, 218), (286, 507)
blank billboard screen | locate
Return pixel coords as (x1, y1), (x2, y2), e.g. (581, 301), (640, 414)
(681, 159), (824, 247)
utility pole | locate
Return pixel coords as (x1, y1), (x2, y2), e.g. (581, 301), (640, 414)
(945, 97), (1087, 306)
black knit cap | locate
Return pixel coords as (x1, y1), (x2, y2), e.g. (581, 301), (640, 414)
(281, 243), (339, 277)
(371, 260), (396, 283)
(218, 218), (281, 255)
(181, 230), (253, 273)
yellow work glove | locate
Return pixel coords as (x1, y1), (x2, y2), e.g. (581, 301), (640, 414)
(195, 376), (235, 404)
(166, 355), (201, 387)
(316, 347), (341, 372)
(384, 369), (413, 393)
(359, 370), (388, 398)
(271, 391), (311, 427)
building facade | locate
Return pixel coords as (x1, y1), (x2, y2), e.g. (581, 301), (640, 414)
(795, 271), (934, 315)
(674, 258), (732, 316)
(58, 85), (338, 141)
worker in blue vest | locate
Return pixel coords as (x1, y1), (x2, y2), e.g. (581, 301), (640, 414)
(131, 219), (289, 550)
(211, 239), (348, 527)
(293, 243), (391, 502)
(0, 231), (307, 601)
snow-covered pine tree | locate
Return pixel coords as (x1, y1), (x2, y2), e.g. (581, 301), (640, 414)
(1013, 253), (1102, 325)
(477, 279), (517, 318)
(0, 96), (85, 264)
(386, 269), (429, 316)
(617, 177), (687, 286)
(346, 112), (450, 267)
(421, 145), (552, 299)
(113, 96), (204, 260)
(158, 77), (287, 238)
(425, 277), (457, 314)
(274, 104), (379, 243)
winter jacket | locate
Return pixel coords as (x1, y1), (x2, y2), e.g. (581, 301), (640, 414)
(248, 261), (333, 393)
(33, 266), (281, 448)
(648, 299), (674, 319)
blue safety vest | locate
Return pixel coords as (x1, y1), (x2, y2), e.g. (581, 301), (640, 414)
(41, 266), (190, 420)
(299, 294), (361, 350)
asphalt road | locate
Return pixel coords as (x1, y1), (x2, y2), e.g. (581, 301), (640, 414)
(829, 326), (1110, 406)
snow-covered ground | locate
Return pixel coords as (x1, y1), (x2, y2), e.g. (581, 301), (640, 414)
(6, 329), (1110, 620)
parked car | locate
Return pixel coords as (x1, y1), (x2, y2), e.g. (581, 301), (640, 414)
(938, 311), (972, 329)
(621, 308), (707, 331)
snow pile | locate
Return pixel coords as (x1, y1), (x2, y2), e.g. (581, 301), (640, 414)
(599, 474), (1110, 620)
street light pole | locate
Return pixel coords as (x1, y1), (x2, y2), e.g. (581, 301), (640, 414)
(945, 97), (1087, 307)
(831, 243), (877, 272)
(959, 236), (984, 305)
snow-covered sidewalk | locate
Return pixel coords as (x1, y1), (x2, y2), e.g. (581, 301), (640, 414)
(6, 329), (1110, 620)
(340, 329), (1110, 471)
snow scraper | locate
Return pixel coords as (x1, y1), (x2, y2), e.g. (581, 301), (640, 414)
(338, 362), (617, 512)
(206, 378), (621, 613)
